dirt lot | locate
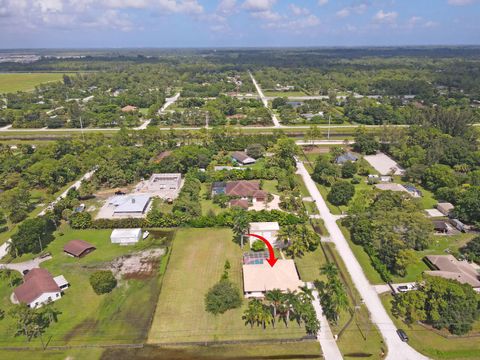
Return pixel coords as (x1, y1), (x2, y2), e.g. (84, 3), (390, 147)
(109, 249), (165, 279)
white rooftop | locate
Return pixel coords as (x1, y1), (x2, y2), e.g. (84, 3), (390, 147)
(109, 194), (151, 213)
(111, 228), (142, 238)
(249, 222), (280, 231)
(53, 275), (69, 288)
(243, 260), (304, 293)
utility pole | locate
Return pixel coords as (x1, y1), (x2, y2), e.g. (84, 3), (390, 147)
(79, 116), (85, 142)
(327, 114), (331, 140)
(38, 235), (43, 252)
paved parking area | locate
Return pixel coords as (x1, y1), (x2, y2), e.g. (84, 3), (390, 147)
(364, 152), (404, 175)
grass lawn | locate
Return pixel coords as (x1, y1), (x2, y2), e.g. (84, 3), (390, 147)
(101, 341), (322, 360)
(148, 228), (311, 343)
(0, 224), (170, 347)
(295, 247), (328, 283)
(0, 73), (69, 93)
(0, 348), (104, 360)
(381, 293), (480, 359)
(200, 183), (224, 215)
(264, 91), (307, 97)
(261, 179), (278, 194)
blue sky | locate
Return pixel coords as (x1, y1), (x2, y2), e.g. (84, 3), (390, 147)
(0, 0), (479, 48)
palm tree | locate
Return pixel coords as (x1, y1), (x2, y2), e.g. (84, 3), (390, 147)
(265, 289), (283, 320)
(232, 210), (249, 248)
(257, 304), (274, 330)
(320, 263), (339, 280)
(242, 299), (262, 328)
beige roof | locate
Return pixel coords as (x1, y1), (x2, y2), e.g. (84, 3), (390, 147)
(375, 183), (409, 193)
(437, 202), (454, 214)
(249, 222), (280, 232)
(243, 260), (304, 293)
(424, 255), (480, 288)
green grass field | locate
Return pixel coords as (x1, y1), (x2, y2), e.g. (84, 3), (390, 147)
(381, 293), (480, 359)
(148, 228), (312, 343)
(0, 73), (68, 93)
(101, 342), (322, 360)
(0, 225), (169, 347)
(264, 91), (307, 97)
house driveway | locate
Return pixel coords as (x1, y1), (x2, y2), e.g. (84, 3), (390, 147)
(0, 255), (52, 275)
(248, 194), (281, 211)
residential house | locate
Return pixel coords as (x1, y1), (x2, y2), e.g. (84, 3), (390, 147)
(13, 269), (67, 308)
(229, 199), (249, 209)
(242, 259), (304, 298)
(437, 202), (454, 217)
(231, 151), (256, 165)
(225, 181), (267, 203)
(108, 194), (151, 217)
(286, 101), (303, 108)
(212, 182), (227, 196)
(63, 239), (96, 258)
(121, 105), (138, 113)
(424, 255), (480, 289)
(110, 228), (143, 245)
(335, 152), (358, 164)
(249, 222), (280, 247)
(403, 185), (422, 198)
(144, 173), (182, 192)
(301, 112), (324, 121)
(432, 220), (452, 234)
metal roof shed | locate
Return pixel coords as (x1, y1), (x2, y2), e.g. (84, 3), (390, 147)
(110, 228), (142, 245)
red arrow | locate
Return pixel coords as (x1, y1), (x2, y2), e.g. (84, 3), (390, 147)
(247, 233), (278, 267)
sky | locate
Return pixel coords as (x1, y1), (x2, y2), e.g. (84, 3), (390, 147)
(0, 0), (479, 48)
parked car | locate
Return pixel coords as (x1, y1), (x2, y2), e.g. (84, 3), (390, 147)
(397, 329), (409, 342)
(397, 284), (415, 293)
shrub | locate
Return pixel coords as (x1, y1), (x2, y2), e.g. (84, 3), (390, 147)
(251, 240), (266, 252)
(69, 212), (92, 229)
(205, 279), (242, 315)
(327, 181), (355, 206)
(89, 271), (117, 295)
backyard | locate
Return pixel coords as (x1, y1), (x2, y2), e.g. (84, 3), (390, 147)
(0, 225), (171, 347)
(148, 228), (313, 343)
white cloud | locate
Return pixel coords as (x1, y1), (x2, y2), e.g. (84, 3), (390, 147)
(242, 0), (276, 11)
(373, 10), (398, 24)
(448, 0), (474, 5)
(34, 0), (63, 13)
(217, 0), (236, 15)
(336, 3), (367, 18)
(251, 9), (281, 21)
(289, 4), (309, 16)
(318, 0), (328, 5)
(265, 14), (319, 30)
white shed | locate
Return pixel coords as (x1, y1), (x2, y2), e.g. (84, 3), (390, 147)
(110, 228), (142, 245)
(249, 222), (280, 248)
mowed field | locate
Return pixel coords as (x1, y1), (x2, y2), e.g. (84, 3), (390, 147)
(0, 73), (67, 93)
(148, 228), (312, 343)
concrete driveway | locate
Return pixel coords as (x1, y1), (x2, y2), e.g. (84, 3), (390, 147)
(296, 160), (428, 360)
(0, 255), (52, 275)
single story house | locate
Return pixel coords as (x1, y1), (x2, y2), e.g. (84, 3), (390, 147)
(214, 166), (246, 171)
(432, 220), (452, 234)
(249, 222), (280, 248)
(286, 101), (303, 108)
(243, 259), (304, 298)
(424, 255), (480, 289)
(110, 228), (142, 245)
(375, 183), (410, 193)
(231, 151), (256, 165)
(335, 152), (358, 164)
(121, 105), (138, 113)
(437, 202), (454, 217)
(301, 112), (324, 121)
(63, 239), (96, 258)
(229, 199), (249, 209)
(13, 268), (67, 308)
(144, 173), (182, 192)
(219, 180), (267, 203)
(109, 194), (151, 216)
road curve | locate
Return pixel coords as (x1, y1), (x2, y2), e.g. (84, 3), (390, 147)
(296, 160), (429, 360)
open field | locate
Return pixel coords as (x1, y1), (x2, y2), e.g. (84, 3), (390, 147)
(0, 73), (68, 93)
(0, 225), (171, 347)
(101, 342), (322, 360)
(381, 293), (480, 359)
(264, 91), (307, 97)
(148, 228), (312, 343)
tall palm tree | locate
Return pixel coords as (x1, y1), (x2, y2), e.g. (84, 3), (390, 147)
(232, 210), (249, 248)
(242, 299), (262, 328)
(320, 263), (339, 280)
(265, 289), (283, 320)
(257, 304), (274, 330)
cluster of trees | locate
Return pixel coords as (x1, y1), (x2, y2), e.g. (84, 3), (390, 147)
(315, 264), (349, 324)
(9, 302), (61, 341)
(9, 217), (56, 258)
(242, 288), (320, 335)
(344, 191), (432, 278)
(460, 237), (480, 263)
(392, 276), (480, 335)
(172, 173), (202, 218)
(277, 225), (320, 258)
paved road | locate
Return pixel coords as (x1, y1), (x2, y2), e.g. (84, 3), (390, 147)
(296, 160), (428, 360)
(0, 168), (97, 260)
(135, 92), (181, 130)
(249, 71), (281, 128)
(307, 283), (343, 360)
